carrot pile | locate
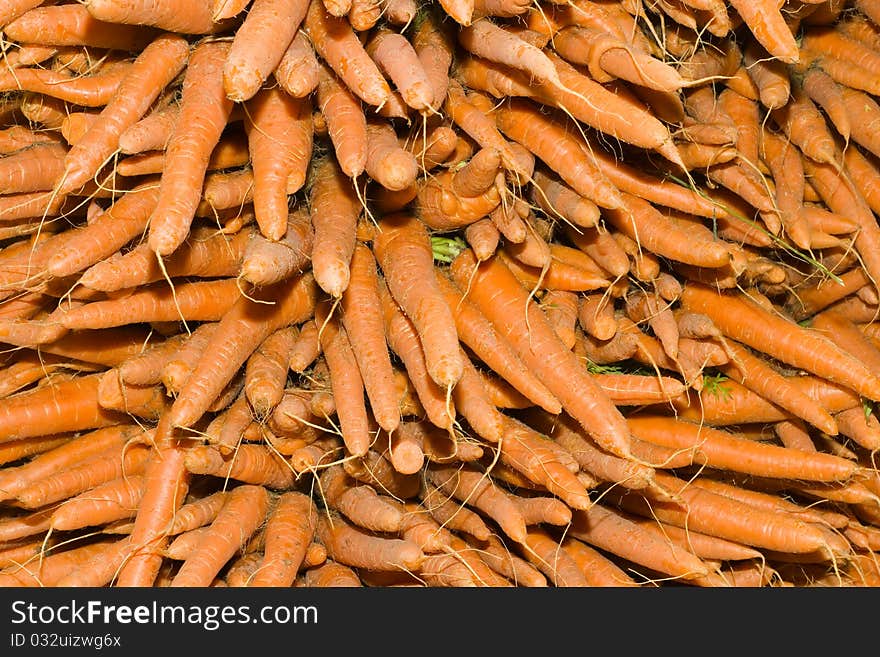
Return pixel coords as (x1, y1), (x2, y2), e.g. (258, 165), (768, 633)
(0, 0), (880, 588)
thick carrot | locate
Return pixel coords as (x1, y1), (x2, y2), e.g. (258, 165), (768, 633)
(84, 0), (234, 34)
(451, 248), (632, 458)
(274, 31), (320, 99)
(770, 82), (838, 166)
(249, 492), (318, 587)
(0, 142), (68, 195)
(341, 244), (399, 433)
(309, 156), (361, 298)
(373, 212), (463, 388)
(0, 0), (44, 29)
(681, 282), (880, 402)
(168, 272), (316, 429)
(245, 87), (313, 241)
(303, 0), (390, 108)
(727, 0), (799, 64)
(171, 484), (269, 587)
(568, 503), (710, 581)
(0, 372), (130, 443)
(364, 119), (419, 193)
(320, 465), (403, 532)
(521, 526), (589, 587)
(147, 40), (234, 257)
(184, 443), (296, 489)
(6, 5), (146, 49)
(118, 102), (178, 155)
(365, 29), (432, 113)
(316, 513), (424, 572)
(56, 33), (189, 196)
(289, 319), (321, 373)
(315, 63), (367, 180)
(223, 0), (307, 102)
(244, 326), (297, 419)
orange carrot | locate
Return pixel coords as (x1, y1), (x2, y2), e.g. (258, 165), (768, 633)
(627, 415), (856, 482)
(56, 33), (189, 195)
(84, 0), (234, 34)
(288, 319), (321, 373)
(118, 102), (179, 155)
(249, 492), (318, 587)
(373, 212), (463, 388)
(303, 0), (390, 108)
(245, 87), (313, 241)
(168, 272), (316, 428)
(718, 340), (839, 435)
(316, 513), (424, 572)
(365, 119), (419, 192)
(681, 282), (880, 402)
(147, 40), (234, 257)
(244, 326), (297, 419)
(365, 28), (433, 113)
(274, 31), (320, 99)
(171, 484), (269, 587)
(50, 474), (145, 531)
(341, 244), (399, 433)
(309, 156), (361, 298)
(184, 443), (296, 489)
(727, 0), (799, 63)
(451, 248), (632, 457)
(315, 63), (367, 180)
(223, 0), (307, 102)
(0, 60), (135, 107)
(379, 278), (453, 431)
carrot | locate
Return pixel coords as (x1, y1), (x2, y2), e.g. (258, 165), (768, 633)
(682, 282), (880, 402)
(83, 0), (233, 34)
(0, 432), (71, 467)
(50, 474), (145, 531)
(541, 289), (579, 350)
(159, 323), (219, 395)
(613, 470), (833, 553)
(0, 0), (44, 29)
(59, 278), (239, 330)
(531, 169), (599, 228)
(16, 440), (150, 509)
(812, 309), (880, 385)
(373, 212), (463, 388)
(365, 29), (432, 113)
(627, 415), (855, 482)
(303, 0), (390, 108)
(0, 424), (142, 502)
(569, 503), (710, 582)
(801, 67), (851, 145)
(0, 537), (128, 587)
(222, 0), (307, 102)
(168, 272), (316, 429)
(118, 102), (179, 155)
(450, 248), (632, 459)
(314, 298), (372, 457)
(147, 40), (234, 257)
(364, 119), (419, 192)
(184, 443), (296, 489)
(427, 463), (528, 543)
(770, 82), (838, 167)
(309, 156), (361, 298)
(717, 340), (839, 435)
(727, 0), (799, 64)
(244, 327), (297, 419)
(0, 59), (137, 108)
(494, 100), (622, 210)
(0, 371), (134, 443)
(315, 63), (367, 180)
(170, 484), (269, 587)
(168, 491), (229, 536)
(245, 86), (313, 241)
(834, 406), (880, 451)
(54, 33), (188, 195)
(317, 512), (424, 572)
(274, 31), (320, 99)
(289, 319), (321, 373)
(379, 278), (452, 431)
(386, 420), (426, 475)
(0, 141), (68, 195)
(464, 218), (500, 261)
(5, 5), (137, 49)
(299, 560), (362, 586)
(787, 268), (871, 321)
(320, 465), (404, 532)
(249, 492), (318, 587)
(340, 244), (399, 433)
